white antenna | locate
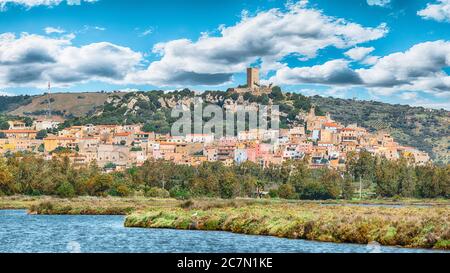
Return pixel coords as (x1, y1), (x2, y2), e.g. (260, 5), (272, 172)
(46, 82), (52, 118)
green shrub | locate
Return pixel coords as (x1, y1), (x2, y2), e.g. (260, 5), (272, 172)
(145, 187), (170, 198)
(169, 186), (191, 200)
(56, 182), (75, 198)
(277, 184), (296, 199)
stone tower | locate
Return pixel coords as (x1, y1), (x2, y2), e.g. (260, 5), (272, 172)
(247, 67), (260, 89)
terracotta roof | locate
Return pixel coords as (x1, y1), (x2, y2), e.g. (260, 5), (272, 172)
(0, 130), (37, 134)
(115, 132), (132, 137)
(44, 137), (77, 141)
(323, 122), (339, 127)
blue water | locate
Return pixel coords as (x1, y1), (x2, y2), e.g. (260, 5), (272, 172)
(0, 210), (445, 253)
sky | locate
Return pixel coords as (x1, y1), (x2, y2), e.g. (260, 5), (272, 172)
(0, 0), (449, 110)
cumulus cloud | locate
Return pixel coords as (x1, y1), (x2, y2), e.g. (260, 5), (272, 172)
(269, 41), (450, 96)
(0, 0), (98, 11)
(0, 32), (142, 88)
(367, 0), (391, 7)
(268, 60), (362, 86)
(344, 46), (375, 61)
(418, 0), (450, 22)
(128, 2), (387, 86)
(357, 40), (450, 92)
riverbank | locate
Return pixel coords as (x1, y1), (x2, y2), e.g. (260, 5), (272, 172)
(125, 201), (450, 250)
(1, 196), (449, 250)
(0, 196), (180, 215)
(1, 195), (448, 214)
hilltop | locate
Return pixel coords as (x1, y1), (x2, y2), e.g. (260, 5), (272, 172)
(3, 92), (125, 118)
(0, 89), (448, 163)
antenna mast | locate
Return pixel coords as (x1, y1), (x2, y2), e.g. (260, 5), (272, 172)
(46, 82), (52, 118)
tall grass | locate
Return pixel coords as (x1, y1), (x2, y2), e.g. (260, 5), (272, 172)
(125, 203), (450, 250)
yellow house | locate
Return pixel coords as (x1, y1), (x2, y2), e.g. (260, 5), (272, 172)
(44, 136), (78, 153)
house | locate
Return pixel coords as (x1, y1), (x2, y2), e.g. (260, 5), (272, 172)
(7, 120), (28, 130)
(113, 132), (133, 146)
(185, 133), (215, 144)
(33, 119), (61, 131)
(0, 130), (37, 139)
(234, 149), (248, 164)
(43, 136), (78, 152)
(97, 144), (129, 168)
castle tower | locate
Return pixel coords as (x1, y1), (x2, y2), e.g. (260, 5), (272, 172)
(247, 67), (260, 89)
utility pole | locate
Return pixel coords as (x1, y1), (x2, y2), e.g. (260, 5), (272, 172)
(359, 176), (362, 200)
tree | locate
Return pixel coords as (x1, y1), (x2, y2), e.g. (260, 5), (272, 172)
(87, 174), (113, 196)
(56, 181), (75, 198)
(319, 169), (342, 199)
(374, 158), (399, 197)
(341, 175), (354, 200)
(397, 158), (416, 197)
(0, 158), (13, 195)
(36, 130), (48, 140)
(270, 86), (284, 101)
(277, 183), (296, 199)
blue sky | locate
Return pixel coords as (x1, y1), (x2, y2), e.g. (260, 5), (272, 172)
(0, 0), (449, 109)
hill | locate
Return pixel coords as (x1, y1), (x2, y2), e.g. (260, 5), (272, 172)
(6, 92), (125, 118)
(1, 89), (448, 163)
(58, 89), (449, 164)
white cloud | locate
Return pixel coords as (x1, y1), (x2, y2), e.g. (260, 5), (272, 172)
(139, 28), (153, 37)
(367, 0), (391, 7)
(128, 2), (387, 86)
(0, 32), (142, 88)
(357, 40), (450, 92)
(44, 26), (65, 34)
(398, 92), (418, 100)
(344, 46), (375, 61)
(418, 0), (450, 22)
(0, 0), (98, 11)
(268, 60), (362, 86)
(269, 40), (450, 98)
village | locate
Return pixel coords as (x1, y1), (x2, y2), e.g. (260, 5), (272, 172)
(0, 103), (430, 172)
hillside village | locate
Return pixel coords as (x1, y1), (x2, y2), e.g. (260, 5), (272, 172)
(0, 73), (430, 172)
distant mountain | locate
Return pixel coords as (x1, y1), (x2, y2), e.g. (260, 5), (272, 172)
(1, 89), (448, 163)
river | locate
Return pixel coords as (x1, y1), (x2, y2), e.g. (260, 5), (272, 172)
(0, 210), (445, 253)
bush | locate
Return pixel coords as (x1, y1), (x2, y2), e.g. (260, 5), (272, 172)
(56, 182), (75, 198)
(169, 186), (191, 200)
(110, 184), (132, 197)
(145, 187), (170, 198)
(277, 184), (297, 199)
(268, 189), (279, 198)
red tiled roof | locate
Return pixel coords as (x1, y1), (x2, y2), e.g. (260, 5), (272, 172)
(0, 130), (37, 134)
(323, 122), (339, 127)
(115, 132), (132, 137)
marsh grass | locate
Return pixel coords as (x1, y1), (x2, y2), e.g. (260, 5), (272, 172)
(125, 203), (450, 250)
